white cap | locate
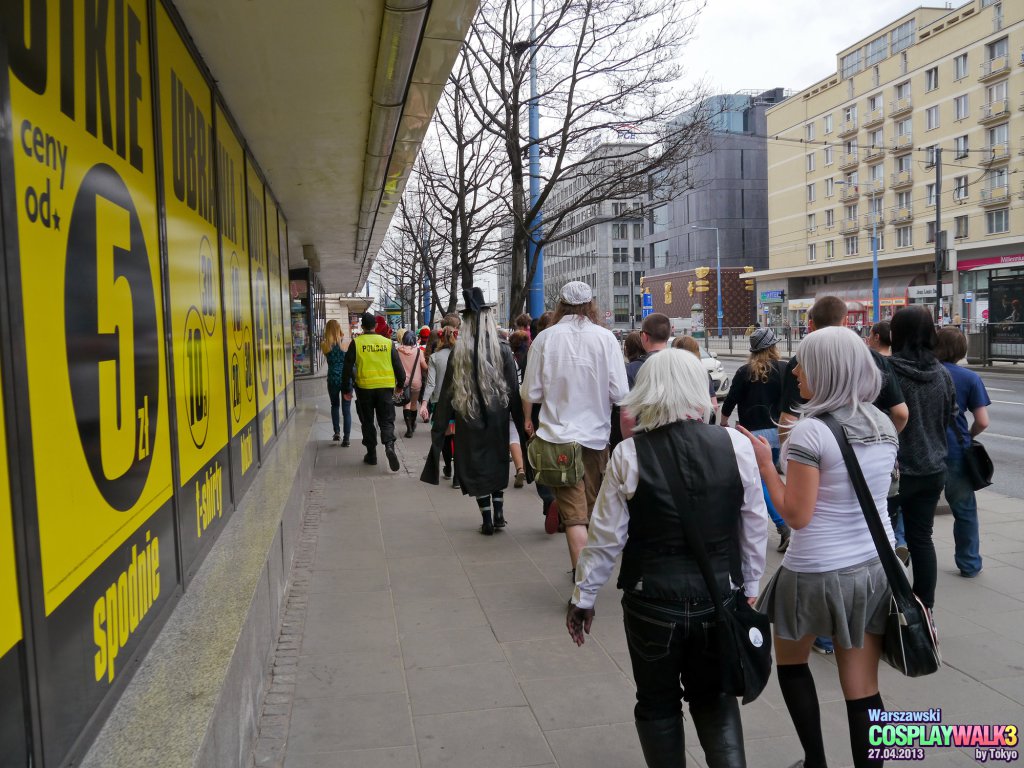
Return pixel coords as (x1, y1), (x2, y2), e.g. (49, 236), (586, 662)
(559, 281), (593, 305)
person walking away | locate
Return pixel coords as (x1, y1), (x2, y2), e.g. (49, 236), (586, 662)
(720, 328), (791, 551)
(935, 328), (990, 577)
(568, 349), (768, 768)
(618, 313), (672, 438)
(527, 310), (557, 518)
(322, 319), (352, 446)
(866, 320), (892, 357)
(421, 288), (530, 533)
(420, 326), (457, 481)
(521, 281), (628, 574)
(673, 335), (720, 412)
(508, 330), (530, 487)
(623, 330), (645, 365)
(741, 327), (898, 768)
(888, 306), (956, 612)
(398, 331), (428, 437)
(342, 313), (407, 471)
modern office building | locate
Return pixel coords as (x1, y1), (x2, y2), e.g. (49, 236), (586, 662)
(759, 0), (1022, 330)
(644, 89), (788, 331)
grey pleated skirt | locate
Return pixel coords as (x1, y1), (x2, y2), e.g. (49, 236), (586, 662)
(756, 556), (892, 649)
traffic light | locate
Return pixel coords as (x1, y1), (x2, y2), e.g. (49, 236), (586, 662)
(742, 265), (755, 292)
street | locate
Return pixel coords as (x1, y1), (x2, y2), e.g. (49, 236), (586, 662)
(718, 356), (1024, 500)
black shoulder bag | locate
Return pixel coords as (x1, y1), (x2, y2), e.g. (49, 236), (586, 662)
(649, 428), (772, 704)
(951, 417), (994, 491)
(818, 414), (941, 678)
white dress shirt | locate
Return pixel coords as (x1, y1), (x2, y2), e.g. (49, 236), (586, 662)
(520, 317), (629, 450)
(572, 428), (769, 609)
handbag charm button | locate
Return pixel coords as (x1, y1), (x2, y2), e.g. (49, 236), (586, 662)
(748, 627), (764, 648)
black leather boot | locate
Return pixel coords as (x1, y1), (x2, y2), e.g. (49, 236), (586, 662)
(480, 509), (494, 536)
(493, 495), (506, 529)
(385, 441), (400, 471)
(363, 448), (377, 465)
(689, 694), (746, 768)
(403, 411), (415, 438)
(634, 716), (684, 768)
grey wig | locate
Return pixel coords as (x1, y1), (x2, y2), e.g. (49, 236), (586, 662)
(449, 308), (508, 421)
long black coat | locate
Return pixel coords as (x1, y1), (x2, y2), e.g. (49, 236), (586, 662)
(420, 343), (533, 497)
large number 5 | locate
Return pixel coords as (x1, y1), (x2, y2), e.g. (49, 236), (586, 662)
(95, 199), (136, 481)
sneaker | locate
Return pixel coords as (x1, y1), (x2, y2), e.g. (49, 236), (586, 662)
(385, 443), (400, 472)
(812, 636), (834, 655)
(514, 469), (526, 488)
(960, 569), (981, 578)
(777, 525), (791, 553)
(341, 438), (350, 447)
(895, 545), (910, 567)
(333, 432), (340, 442)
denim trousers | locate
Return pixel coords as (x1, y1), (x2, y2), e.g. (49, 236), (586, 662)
(894, 471), (946, 608)
(945, 457), (983, 576)
(327, 382), (352, 438)
(751, 428), (785, 530)
(621, 591), (733, 721)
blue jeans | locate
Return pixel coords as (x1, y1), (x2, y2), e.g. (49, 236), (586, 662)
(751, 428), (785, 530)
(327, 383), (352, 439)
(945, 457), (982, 575)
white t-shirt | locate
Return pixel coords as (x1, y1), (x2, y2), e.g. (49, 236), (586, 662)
(520, 317), (629, 450)
(781, 418), (897, 573)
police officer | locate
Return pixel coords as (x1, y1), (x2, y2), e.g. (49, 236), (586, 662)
(342, 313), (407, 471)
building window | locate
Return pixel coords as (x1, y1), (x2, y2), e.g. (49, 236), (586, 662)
(988, 122), (1009, 148)
(805, 123), (815, 141)
(896, 118), (912, 139)
(825, 208), (835, 228)
(845, 236), (859, 257)
(986, 79), (1008, 106)
(613, 295), (629, 324)
(925, 67), (938, 91)
(954, 215), (969, 239)
(926, 221), (937, 243)
(895, 154), (912, 174)
(807, 213), (816, 231)
(634, 247), (644, 263)
(826, 177), (835, 197)
(869, 163), (884, 182)
(873, 66), (881, 87)
(825, 240), (835, 259)
(954, 94), (969, 121)
(986, 36), (1008, 61)
(868, 93), (883, 112)
(925, 106), (939, 130)
(953, 174), (968, 199)
(926, 183), (936, 206)
(924, 145), (937, 167)
(807, 183), (816, 203)
(868, 128), (884, 148)
(894, 80), (911, 100)
(612, 223), (629, 239)
(806, 153), (816, 172)
(841, 49), (863, 79)
(807, 243), (817, 262)
(890, 19), (915, 54)
(613, 247), (629, 263)
(986, 208), (1009, 235)
(843, 105), (857, 122)
(824, 145), (834, 165)
(954, 136), (968, 159)
(954, 53), (968, 80)
(845, 203), (858, 221)
(824, 114), (834, 134)
(896, 225), (912, 248)
(866, 34), (887, 66)
(896, 190), (911, 209)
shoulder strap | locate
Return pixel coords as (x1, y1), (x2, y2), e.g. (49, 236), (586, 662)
(817, 414), (915, 607)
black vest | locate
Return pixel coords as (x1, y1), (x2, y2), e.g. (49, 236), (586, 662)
(617, 421), (744, 601)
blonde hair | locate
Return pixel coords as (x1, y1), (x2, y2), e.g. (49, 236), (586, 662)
(449, 309), (508, 421)
(321, 319), (342, 354)
(747, 346), (780, 382)
(621, 349), (712, 430)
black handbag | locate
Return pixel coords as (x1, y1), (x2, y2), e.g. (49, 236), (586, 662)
(952, 423), (994, 491)
(819, 414), (941, 678)
(393, 348), (420, 407)
(650, 429), (772, 705)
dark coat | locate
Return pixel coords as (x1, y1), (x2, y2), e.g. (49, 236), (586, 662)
(420, 342), (534, 497)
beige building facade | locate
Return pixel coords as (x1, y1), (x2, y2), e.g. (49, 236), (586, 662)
(761, 0), (1022, 331)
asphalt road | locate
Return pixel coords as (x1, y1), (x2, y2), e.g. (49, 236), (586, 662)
(717, 356), (1024, 500)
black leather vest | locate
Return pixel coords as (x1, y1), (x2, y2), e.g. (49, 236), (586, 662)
(617, 421), (744, 601)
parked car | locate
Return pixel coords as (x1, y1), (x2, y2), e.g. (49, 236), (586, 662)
(700, 347), (731, 397)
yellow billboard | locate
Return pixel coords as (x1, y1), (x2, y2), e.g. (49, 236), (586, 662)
(267, 200), (286, 427)
(0, 362), (19, 660)
(279, 213), (295, 411)
(247, 163), (275, 449)
(8, 0), (173, 616)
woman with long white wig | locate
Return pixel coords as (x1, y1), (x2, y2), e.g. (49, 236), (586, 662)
(420, 287), (531, 534)
(739, 326), (899, 768)
(567, 349), (768, 768)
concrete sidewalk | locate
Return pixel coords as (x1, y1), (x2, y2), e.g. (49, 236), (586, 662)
(250, 407), (1024, 768)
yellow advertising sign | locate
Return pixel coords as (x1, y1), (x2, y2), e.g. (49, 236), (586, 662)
(0, 362), (20, 658)
(217, 108), (256, 442)
(247, 162), (275, 447)
(156, 6), (228, 485)
(279, 213), (295, 409)
(267, 201), (286, 428)
(8, 0), (173, 614)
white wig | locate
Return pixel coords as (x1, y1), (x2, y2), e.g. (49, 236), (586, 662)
(797, 326), (881, 420)
(449, 308), (508, 421)
(621, 349), (712, 431)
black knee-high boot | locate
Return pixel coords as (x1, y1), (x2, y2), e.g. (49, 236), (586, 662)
(493, 491), (506, 529)
(847, 693), (884, 768)
(777, 664), (828, 768)
(689, 693), (746, 768)
(441, 435), (452, 478)
(403, 410), (415, 438)
(476, 496), (493, 535)
(635, 716), (685, 768)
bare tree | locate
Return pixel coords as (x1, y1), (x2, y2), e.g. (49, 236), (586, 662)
(458, 0), (715, 323)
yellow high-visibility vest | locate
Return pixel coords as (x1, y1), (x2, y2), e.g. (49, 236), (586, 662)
(354, 334), (396, 389)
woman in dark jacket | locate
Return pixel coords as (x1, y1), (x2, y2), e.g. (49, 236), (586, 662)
(888, 305), (956, 611)
(421, 289), (531, 534)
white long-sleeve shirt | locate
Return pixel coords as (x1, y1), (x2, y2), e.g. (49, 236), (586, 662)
(520, 317), (629, 450)
(572, 428), (769, 609)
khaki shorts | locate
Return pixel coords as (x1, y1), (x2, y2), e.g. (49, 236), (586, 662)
(554, 446), (609, 527)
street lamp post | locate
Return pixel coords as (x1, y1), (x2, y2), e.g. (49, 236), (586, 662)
(691, 225), (723, 337)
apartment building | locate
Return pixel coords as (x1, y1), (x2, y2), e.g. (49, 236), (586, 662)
(760, 0), (1022, 329)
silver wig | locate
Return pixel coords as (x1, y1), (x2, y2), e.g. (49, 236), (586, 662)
(449, 308), (508, 421)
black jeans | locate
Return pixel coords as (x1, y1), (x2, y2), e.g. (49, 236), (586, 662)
(327, 382), (352, 438)
(895, 471), (945, 609)
(354, 387), (397, 448)
(621, 591), (732, 720)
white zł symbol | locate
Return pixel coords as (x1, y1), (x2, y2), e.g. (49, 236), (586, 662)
(748, 627), (764, 648)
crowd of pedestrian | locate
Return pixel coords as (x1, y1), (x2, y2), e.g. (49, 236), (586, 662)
(327, 282), (988, 768)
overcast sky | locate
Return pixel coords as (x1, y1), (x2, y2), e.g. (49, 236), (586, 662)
(681, 0), (938, 95)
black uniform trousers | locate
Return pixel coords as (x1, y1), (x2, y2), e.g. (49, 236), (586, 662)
(355, 387), (397, 449)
